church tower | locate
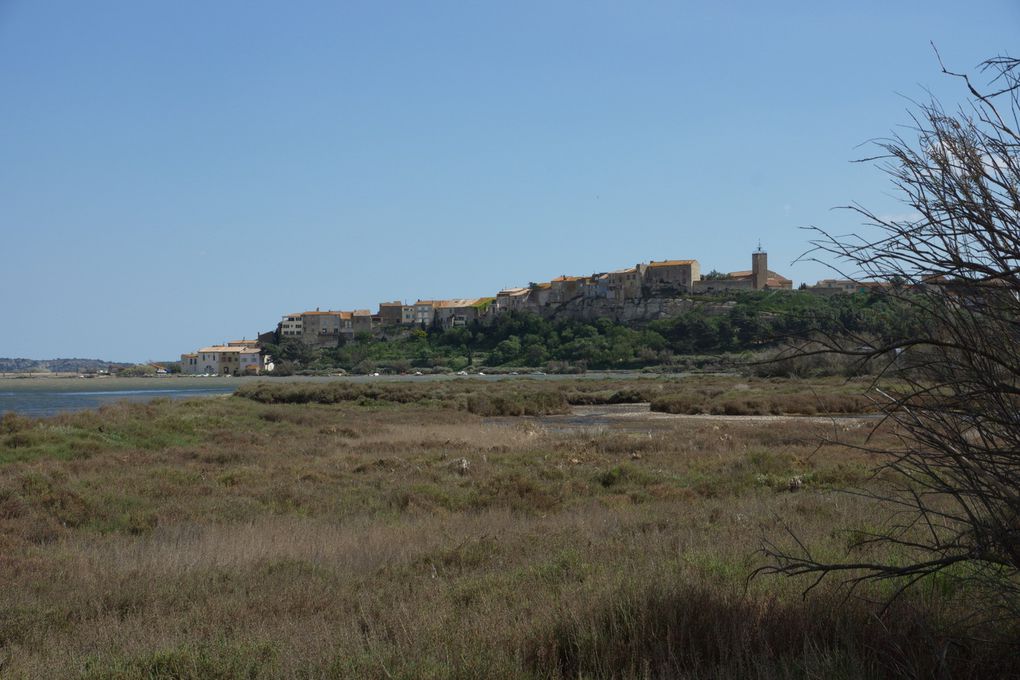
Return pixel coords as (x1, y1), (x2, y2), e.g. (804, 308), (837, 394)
(752, 245), (768, 290)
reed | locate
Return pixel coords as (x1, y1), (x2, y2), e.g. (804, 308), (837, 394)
(0, 378), (1013, 678)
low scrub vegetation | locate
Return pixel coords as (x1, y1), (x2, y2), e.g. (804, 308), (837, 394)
(260, 290), (926, 374)
(235, 379), (572, 416)
(0, 377), (1014, 678)
(651, 389), (875, 416)
(235, 376), (879, 418)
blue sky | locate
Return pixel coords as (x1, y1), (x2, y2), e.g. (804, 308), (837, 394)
(1, 2), (1017, 362)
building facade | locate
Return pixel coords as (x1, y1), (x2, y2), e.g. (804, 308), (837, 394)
(692, 250), (792, 293)
(180, 346), (263, 375)
(607, 267), (642, 300)
(643, 259), (701, 293)
(280, 314), (303, 338)
(379, 301), (416, 326)
(496, 287), (530, 312)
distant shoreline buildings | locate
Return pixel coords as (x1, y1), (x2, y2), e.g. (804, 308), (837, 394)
(179, 248), (879, 371)
(266, 249), (792, 347)
(180, 339), (269, 376)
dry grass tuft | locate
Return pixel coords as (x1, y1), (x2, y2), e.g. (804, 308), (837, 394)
(0, 377), (1014, 678)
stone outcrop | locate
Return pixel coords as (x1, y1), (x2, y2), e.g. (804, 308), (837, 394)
(542, 296), (699, 323)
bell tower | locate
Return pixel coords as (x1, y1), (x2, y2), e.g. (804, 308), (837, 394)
(752, 244), (768, 290)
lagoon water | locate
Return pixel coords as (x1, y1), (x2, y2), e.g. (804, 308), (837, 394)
(0, 377), (241, 417)
(0, 371), (661, 418)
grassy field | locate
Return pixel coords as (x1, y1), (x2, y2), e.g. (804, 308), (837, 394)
(0, 377), (1015, 678)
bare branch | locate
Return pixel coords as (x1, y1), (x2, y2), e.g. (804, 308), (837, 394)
(760, 53), (1020, 622)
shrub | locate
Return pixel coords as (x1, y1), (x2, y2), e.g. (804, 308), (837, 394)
(0, 412), (33, 434)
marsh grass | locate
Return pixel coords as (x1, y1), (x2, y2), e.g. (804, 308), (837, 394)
(235, 379), (570, 416)
(235, 376), (879, 417)
(0, 378), (1014, 678)
(647, 378), (878, 416)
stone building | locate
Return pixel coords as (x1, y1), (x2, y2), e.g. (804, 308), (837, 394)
(549, 275), (585, 303)
(528, 282), (553, 308)
(607, 267), (643, 300)
(414, 300), (437, 326)
(290, 310), (354, 345)
(643, 259), (701, 294)
(180, 345), (263, 375)
(692, 250), (792, 293)
(433, 298), (495, 329)
(180, 353), (198, 373)
(277, 310), (357, 345)
(495, 287), (530, 312)
(378, 301), (416, 326)
(351, 310), (375, 335)
(280, 313), (303, 338)
(582, 274), (610, 299)
(806, 279), (864, 295)
(259, 247), (796, 351)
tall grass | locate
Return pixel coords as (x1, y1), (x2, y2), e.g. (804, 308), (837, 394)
(235, 379), (572, 415)
(0, 378), (1014, 677)
(236, 376), (879, 416)
(529, 578), (1015, 679)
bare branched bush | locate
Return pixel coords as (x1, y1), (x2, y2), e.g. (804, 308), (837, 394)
(762, 53), (1020, 618)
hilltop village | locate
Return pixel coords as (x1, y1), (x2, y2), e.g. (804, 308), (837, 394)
(180, 249), (847, 375)
(279, 250), (792, 342)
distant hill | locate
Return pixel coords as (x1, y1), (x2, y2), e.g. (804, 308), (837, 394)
(0, 358), (133, 374)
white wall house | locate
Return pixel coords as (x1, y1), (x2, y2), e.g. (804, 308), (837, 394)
(180, 346), (263, 375)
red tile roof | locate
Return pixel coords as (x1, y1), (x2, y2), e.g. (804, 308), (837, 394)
(647, 259), (696, 267)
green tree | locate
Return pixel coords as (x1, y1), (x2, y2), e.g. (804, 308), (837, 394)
(490, 336), (522, 365)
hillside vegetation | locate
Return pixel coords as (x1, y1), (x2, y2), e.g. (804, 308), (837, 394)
(261, 290), (922, 374)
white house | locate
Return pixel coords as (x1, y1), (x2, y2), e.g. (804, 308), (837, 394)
(180, 345), (263, 375)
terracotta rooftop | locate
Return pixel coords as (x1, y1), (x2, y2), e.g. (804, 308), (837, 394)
(647, 259), (696, 267)
(727, 269), (792, 283)
(433, 299), (486, 308)
(198, 346), (261, 354)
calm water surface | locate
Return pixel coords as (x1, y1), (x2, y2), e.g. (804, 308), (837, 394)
(0, 377), (241, 417)
(0, 372), (669, 418)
